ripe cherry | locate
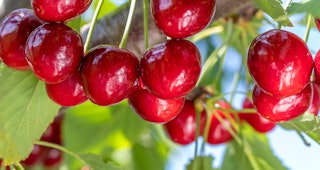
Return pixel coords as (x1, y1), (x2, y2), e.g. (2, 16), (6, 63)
(151, 0), (216, 38)
(31, 0), (92, 22)
(314, 50), (320, 84)
(25, 23), (84, 84)
(315, 18), (320, 31)
(141, 39), (201, 99)
(81, 45), (139, 106)
(239, 98), (275, 133)
(206, 100), (235, 145)
(307, 82), (320, 116)
(43, 148), (62, 167)
(0, 8), (43, 70)
(164, 100), (206, 145)
(46, 71), (87, 106)
(247, 29), (313, 98)
(252, 84), (312, 122)
(128, 87), (185, 123)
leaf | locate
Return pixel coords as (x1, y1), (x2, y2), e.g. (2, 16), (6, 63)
(186, 156), (217, 170)
(279, 113), (320, 144)
(94, 0), (117, 19)
(286, 0), (320, 18)
(0, 66), (59, 165)
(252, 0), (292, 26)
(222, 124), (288, 170)
(80, 153), (121, 170)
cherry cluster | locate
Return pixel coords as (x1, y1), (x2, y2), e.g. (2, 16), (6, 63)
(247, 29), (320, 123)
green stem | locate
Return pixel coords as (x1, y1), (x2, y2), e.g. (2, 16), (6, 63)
(295, 130), (311, 146)
(34, 141), (89, 167)
(143, 0), (149, 49)
(119, 0), (137, 48)
(304, 14), (312, 43)
(84, 0), (105, 52)
(15, 163), (24, 170)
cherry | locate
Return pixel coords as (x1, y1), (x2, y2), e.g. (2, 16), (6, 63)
(252, 84), (312, 122)
(21, 145), (42, 166)
(307, 82), (320, 116)
(43, 148), (62, 167)
(164, 100), (206, 145)
(314, 50), (320, 84)
(247, 29), (313, 98)
(239, 98), (275, 133)
(46, 71), (87, 106)
(206, 100), (234, 145)
(31, 0), (92, 23)
(151, 0), (216, 38)
(25, 23), (83, 84)
(128, 87), (185, 123)
(0, 8), (43, 70)
(315, 18), (320, 31)
(140, 39), (201, 99)
(81, 45), (139, 106)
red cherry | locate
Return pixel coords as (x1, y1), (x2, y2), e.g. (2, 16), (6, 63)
(307, 82), (320, 116)
(21, 145), (42, 166)
(252, 84), (312, 122)
(0, 8), (43, 70)
(41, 113), (63, 144)
(43, 149), (62, 167)
(151, 0), (216, 38)
(46, 71), (87, 106)
(31, 0), (92, 22)
(141, 39), (201, 99)
(25, 23), (83, 84)
(247, 29), (313, 98)
(81, 45), (139, 106)
(314, 50), (320, 84)
(128, 87), (185, 123)
(239, 98), (275, 133)
(164, 100), (206, 145)
(315, 18), (320, 31)
(206, 100), (234, 145)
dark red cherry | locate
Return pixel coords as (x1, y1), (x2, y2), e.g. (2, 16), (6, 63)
(141, 39), (201, 99)
(247, 29), (313, 98)
(25, 23), (83, 84)
(128, 87), (185, 123)
(31, 0), (92, 22)
(151, 0), (216, 38)
(307, 82), (320, 115)
(314, 50), (320, 84)
(315, 18), (320, 31)
(43, 149), (62, 167)
(41, 113), (63, 144)
(164, 100), (206, 145)
(21, 145), (42, 166)
(0, 8), (43, 70)
(252, 84), (312, 122)
(81, 45), (139, 106)
(46, 71), (87, 106)
(206, 100), (234, 145)
(239, 98), (275, 133)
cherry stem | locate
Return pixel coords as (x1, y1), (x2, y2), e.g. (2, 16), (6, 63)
(84, 0), (105, 52)
(295, 130), (311, 147)
(143, 0), (149, 49)
(34, 141), (90, 168)
(119, 0), (137, 49)
(304, 14), (312, 43)
(153, 124), (176, 149)
(190, 26), (224, 43)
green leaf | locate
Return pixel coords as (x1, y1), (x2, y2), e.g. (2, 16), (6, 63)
(222, 125), (288, 170)
(0, 66), (59, 165)
(80, 153), (121, 170)
(186, 156), (217, 170)
(286, 0), (320, 18)
(94, 0), (117, 19)
(252, 0), (292, 26)
(279, 113), (320, 144)
(67, 17), (82, 33)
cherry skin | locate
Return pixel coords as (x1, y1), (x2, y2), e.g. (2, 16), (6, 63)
(81, 45), (139, 106)
(307, 82), (320, 116)
(247, 29), (313, 98)
(252, 84), (312, 122)
(31, 0), (92, 22)
(206, 100), (235, 145)
(25, 23), (84, 84)
(0, 8), (43, 70)
(164, 100), (206, 145)
(43, 148), (62, 168)
(128, 87), (185, 123)
(140, 39), (201, 99)
(315, 18), (320, 31)
(151, 0), (216, 38)
(46, 71), (87, 106)
(41, 113), (63, 144)
(239, 98), (275, 133)
(314, 50), (320, 84)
